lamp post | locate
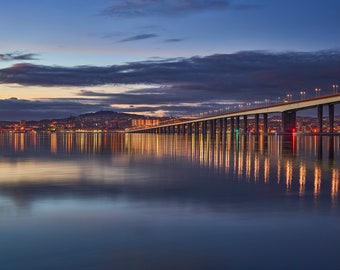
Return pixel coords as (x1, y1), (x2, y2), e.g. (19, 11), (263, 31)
(265, 99), (270, 106)
(315, 88), (321, 97)
(300, 91), (306, 99)
(287, 94), (292, 102)
(332, 84), (339, 94)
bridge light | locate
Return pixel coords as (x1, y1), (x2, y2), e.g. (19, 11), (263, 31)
(315, 88), (321, 97)
(300, 91), (306, 99)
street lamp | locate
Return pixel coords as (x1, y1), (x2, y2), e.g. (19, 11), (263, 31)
(287, 94), (292, 102)
(332, 84), (339, 94)
(265, 99), (270, 105)
(315, 88), (321, 97)
(300, 91), (306, 99)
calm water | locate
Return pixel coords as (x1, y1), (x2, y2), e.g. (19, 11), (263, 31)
(0, 132), (339, 270)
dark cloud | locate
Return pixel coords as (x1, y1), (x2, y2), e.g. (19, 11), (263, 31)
(0, 52), (38, 61)
(1, 50), (340, 119)
(118, 33), (158, 42)
(165, 38), (184, 42)
(102, 0), (231, 17)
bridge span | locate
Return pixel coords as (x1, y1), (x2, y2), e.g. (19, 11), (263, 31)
(127, 93), (340, 135)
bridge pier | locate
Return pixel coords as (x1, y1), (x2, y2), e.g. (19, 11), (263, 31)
(194, 122), (199, 135)
(254, 114), (259, 134)
(223, 118), (228, 135)
(230, 117), (235, 135)
(203, 121), (207, 135)
(210, 119), (216, 138)
(219, 118), (223, 136)
(188, 123), (192, 134)
(236, 116), (240, 133)
(329, 104), (334, 133)
(243, 115), (248, 134)
(317, 105), (323, 133)
(282, 110), (296, 133)
(263, 113), (268, 134)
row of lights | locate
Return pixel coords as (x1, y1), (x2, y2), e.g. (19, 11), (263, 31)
(196, 84), (339, 118)
(287, 84), (339, 102)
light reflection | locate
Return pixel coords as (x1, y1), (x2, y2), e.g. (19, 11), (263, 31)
(0, 133), (338, 199)
(277, 160), (281, 184)
(332, 168), (339, 204)
(299, 162), (306, 197)
(254, 152), (260, 182)
(51, 133), (57, 154)
(285, 160), (293, 191)
(264, 156), (269, 184)
(314, 165), (322, 198)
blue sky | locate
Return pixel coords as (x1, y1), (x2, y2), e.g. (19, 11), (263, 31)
(0, 0), (340, 120)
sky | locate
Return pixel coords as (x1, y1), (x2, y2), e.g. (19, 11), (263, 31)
(0, 0), (340, 120)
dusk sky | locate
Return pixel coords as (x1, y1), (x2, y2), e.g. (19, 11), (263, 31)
(1, 0), (340, 120)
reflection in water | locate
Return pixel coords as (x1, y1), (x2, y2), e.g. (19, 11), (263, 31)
(285, 160), (293, 191)
(0, 132), (340, 270)
(0, 132), (339, 201)
(299, 162), (306, 197)
(314, 165), (322, 198)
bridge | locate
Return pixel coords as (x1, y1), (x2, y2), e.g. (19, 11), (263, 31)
(126, 93), (340, 135)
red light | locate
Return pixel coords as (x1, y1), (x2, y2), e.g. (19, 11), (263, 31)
(292, 127), (296, 132)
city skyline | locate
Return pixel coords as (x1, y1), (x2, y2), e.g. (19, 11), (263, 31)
(0, 0), (340, 120)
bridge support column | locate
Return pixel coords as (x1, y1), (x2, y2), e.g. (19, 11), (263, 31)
(243, 115), (248, 134)
(281, 111), (296, 134)
(223, 118), (228, 135)
(263, 113), (268, 134)
(236, 116), (240, 133)
(194, 122), (199, 135)
(203, 121), (207, 135)
(219, 118), (223, 136)
(255, 114), (259, 134)
(317, 105), (323, 133)
(188, 123), (192, 134)
(329, 104), (334, 133)
(230, 117), (235, 135)
(210, 119), (216, 138)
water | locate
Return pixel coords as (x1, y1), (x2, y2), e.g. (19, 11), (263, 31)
(0, 132), (339, 270)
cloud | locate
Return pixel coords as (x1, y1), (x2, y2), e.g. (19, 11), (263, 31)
(101, 0), (231, 17)
(0, 52), (39, 62)
(118, 33), (158, 42)
(1, 50), (340, 118)
(165, 38), (184, 42)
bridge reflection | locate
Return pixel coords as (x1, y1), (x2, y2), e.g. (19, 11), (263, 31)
(125, 133), (340, 203)
(0, 132), (339, 204)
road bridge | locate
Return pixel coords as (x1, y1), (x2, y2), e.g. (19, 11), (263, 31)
(126, 93), (340, 135)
